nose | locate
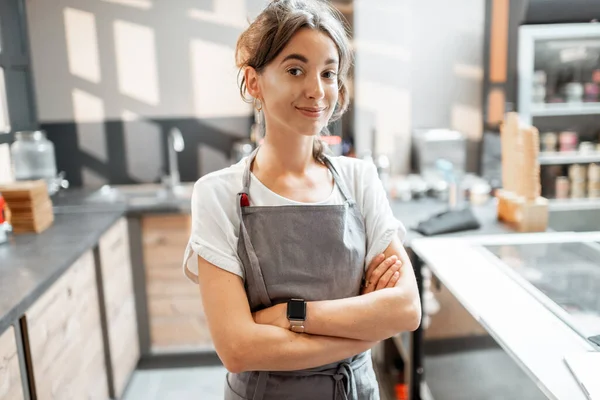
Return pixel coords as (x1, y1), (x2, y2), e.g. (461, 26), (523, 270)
(304, 72), (325, 100)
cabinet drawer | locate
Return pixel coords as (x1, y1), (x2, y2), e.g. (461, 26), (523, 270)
(26, 251), (108, 400)
(0, 326), (24, 400)
(99, 218), (139, 398)
(142, 214), (213, 351)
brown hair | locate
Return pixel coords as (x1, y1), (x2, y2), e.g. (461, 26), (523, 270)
(235, 0), (352, 162)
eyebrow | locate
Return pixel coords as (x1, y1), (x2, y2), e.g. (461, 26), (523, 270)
(280, 53), (339, 66)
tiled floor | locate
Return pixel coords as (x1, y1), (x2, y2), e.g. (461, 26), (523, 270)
(122, 366), (228, 400)
(122, 347), (547, 400)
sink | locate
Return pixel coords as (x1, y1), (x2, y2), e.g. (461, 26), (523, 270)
(88, 183), (194, 207)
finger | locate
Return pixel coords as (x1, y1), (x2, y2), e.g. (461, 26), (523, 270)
(369, 255), (398, 284)
(365, 254), (385, 280)
(377, 261), (402, 291)
(376, 267), (397, 291)
(364, 255), (398, 294)
(386, 270), (401, 288)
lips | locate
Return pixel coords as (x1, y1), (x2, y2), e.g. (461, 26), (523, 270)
(296, 106), (326, 118)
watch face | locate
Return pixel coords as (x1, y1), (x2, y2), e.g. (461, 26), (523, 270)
(287, 300), (306, 320)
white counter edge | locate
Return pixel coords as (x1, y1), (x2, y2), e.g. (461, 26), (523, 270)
(411, 231), (600, 400)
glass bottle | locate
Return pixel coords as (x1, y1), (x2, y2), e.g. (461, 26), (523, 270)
(10, 130), (57, 183)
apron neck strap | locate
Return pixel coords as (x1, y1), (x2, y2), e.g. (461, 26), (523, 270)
(241, 146), (260, 195)
(239, 145), (355, 205)
(322, 155), (354, 205)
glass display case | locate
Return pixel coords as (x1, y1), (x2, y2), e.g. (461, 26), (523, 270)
(485, 241), (600, 341)
(411, 232), (600, 400)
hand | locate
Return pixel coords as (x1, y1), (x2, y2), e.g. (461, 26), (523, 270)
(252, 303), (288, 329)
(361, 254), (403, 295)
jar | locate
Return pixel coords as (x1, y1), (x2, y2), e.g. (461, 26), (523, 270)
(559, 131), (578, 152)
(571, 180), (586, 199)
(569, 164), (587, 182)
(589, 164), (600, 182)
(10, 131), (57, 183)
(541, 132), (558, 152)
(579, 141), (595, 154)
(555, 176), (570, 199)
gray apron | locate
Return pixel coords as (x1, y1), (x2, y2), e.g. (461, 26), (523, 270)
(225, 147), (380, 400)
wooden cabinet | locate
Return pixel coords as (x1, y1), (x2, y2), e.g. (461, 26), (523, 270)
(99, 217), (139, 398)
(141, 214), (213, 352)
(26, 251), (108, 400)
(0, 326), (24, 400)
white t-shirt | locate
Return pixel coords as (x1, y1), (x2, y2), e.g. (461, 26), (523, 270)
(182, 155), (406, 283)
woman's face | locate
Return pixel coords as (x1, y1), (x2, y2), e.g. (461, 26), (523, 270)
(248, 28), (340, 137)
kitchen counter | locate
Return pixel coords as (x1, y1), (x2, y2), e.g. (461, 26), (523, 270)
(0, 188), (513, 335)
(390, 198), (515, 246)
(0, 211), (124, 334)
(50, 187), (191, 215)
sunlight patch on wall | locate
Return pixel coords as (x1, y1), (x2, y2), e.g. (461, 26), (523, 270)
(451, 103), (483, 140)
(64, 8), (101, 84)
(190, 39), (251, 118)
(453, 63), (484, 81)
(114, 20), (160, 105)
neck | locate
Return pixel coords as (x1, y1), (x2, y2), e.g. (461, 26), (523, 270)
(256, 130), (319, 175)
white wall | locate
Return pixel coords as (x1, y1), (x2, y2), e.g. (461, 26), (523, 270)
(24, 0), (266, 185)
(26, 0), (260, 122)
(353, 0), (485, 173)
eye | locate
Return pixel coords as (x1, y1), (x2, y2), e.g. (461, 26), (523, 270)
(322, 71), (337, 79)
(287, 68), (303, 76)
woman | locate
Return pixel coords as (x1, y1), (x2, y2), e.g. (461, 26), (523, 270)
(182, 1), (421, 399)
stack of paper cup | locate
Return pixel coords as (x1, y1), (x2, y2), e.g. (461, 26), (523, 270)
(569, 164), (587, 199)
(588, 163), (600, 198)
(520, 127), (541, 201)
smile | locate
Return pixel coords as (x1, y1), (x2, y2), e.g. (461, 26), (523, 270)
(296, 107), (326, 118)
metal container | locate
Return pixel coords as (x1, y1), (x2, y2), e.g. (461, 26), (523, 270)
(412, 129), (467, 177)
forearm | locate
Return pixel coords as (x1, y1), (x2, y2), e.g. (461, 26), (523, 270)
(228, 324), (375, 373)
(305, 286), (420, 342)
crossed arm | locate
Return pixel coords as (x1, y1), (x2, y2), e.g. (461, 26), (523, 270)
(197, 234), (421, 373)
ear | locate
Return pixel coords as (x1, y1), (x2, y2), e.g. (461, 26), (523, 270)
(244, 67), (261, 99)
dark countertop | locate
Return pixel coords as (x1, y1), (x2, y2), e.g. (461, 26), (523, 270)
(0, 211), (124, 334)
(50, 187), (191, 215)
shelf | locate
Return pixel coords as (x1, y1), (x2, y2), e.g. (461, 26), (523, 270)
(548, 197), (600, 211)
(531, 102), (600, 117)
(392, 331), (410, 363)
(539, 151), (600, 165)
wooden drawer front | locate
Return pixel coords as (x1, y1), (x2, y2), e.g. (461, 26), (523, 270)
(0, 326), (24, 400)
(26, 251), (108, 400)
(99, 218), (139, 398)
(142, 215), (213, 351)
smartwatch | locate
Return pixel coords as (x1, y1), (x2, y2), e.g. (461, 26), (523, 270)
(287, 299), (306, 333)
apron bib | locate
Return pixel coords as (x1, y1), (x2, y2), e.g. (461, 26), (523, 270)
(227, 147), (379, 400)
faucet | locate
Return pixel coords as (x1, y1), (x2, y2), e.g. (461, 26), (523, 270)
(164, 127), (185, 191)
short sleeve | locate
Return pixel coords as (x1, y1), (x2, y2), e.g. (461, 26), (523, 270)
(182, 180), (244, 284)
(360, 163), (407, 266)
